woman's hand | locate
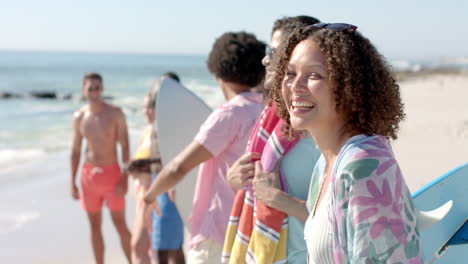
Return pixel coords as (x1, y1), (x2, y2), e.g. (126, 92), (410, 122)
(116, 177), (128, 196)
(252, 160), (281, 206)
(168, 188), (176, 203)
(227, 152), (261, 190)
(252, 160), (309, 222)
(144, 196), (161, 218)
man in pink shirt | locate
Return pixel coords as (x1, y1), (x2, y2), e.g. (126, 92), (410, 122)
(144, 31), (266, 263)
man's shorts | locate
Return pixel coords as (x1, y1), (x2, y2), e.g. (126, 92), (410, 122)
(80, 162), (125, 212)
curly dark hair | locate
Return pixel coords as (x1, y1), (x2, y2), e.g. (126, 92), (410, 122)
(162, 71), (180, 83)
(271, 25), (405, 140)
(207, 32), (266, 87)
(272, 16), (320, 36)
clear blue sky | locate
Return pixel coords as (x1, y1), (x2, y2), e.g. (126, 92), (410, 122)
(1, 0), (467, 59)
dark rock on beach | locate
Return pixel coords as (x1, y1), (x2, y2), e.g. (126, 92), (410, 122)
(1, 92), (23, 99)
(1, 90), (115, 101)
(1, 91), (77, 100)
(62, 94), (73, 100)
(30, 91), (57, 99)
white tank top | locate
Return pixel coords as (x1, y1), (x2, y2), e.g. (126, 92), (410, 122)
(304, 189), (334, 264)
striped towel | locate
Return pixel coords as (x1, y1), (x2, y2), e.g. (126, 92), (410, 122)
(222, 103), (300, 264)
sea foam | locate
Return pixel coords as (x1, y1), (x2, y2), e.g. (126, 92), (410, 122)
(0, 149), (46, 169)
(0, 211), (40, 234)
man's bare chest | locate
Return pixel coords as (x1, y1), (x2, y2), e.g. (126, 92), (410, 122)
(81, 113), (116, 140)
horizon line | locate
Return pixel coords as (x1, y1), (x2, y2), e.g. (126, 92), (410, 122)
(1, 48), (467, 62)
(0, 48), (208, 57)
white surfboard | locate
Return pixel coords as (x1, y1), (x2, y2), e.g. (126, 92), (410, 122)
(156, 77), (212, 224)
(412, 163), (468, 263)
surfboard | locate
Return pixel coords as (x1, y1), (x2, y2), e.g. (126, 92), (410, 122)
(412, 163), (468, 263)
(156, 77), (212, 224)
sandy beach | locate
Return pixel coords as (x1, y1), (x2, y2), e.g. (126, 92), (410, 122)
(0, 70), (467, 263)
(392, 70), (468, 191)
(0, 145), (190, 263)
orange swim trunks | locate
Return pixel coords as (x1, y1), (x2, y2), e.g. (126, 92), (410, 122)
(80, 162), (125, 212)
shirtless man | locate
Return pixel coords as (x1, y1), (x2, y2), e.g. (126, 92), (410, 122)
(70, 73), (131, 264)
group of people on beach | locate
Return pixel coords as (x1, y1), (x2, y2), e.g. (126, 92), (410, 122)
(70, 14), (424, 264)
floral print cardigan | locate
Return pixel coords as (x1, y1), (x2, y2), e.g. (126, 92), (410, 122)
(308, 135), (424, 263)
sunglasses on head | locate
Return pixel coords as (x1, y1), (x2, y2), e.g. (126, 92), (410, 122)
(265, 45), (277, 60)
(312, 23), (358, 31)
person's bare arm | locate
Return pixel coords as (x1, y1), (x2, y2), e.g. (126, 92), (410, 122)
(253, 161), (309, 223)
(116, 108), (130, 196)
(144, 141), (213, 204)
(117, 108), (130, 163)
(70, 111), (83, 200)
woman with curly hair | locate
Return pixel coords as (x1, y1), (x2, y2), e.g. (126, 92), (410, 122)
(262, 23), (424, 263)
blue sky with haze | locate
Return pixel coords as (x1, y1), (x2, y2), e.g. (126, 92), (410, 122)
(1, 0), (467, 59)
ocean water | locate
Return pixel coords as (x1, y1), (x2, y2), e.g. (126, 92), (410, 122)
(2, 51), (468, 173)
(0, 51), (225, 173)
(2, 51), (468, 171)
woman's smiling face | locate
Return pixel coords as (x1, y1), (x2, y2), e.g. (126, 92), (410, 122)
(281, 38), (341, 133)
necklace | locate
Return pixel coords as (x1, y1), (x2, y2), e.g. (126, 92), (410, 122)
(311, 166), (331, 218)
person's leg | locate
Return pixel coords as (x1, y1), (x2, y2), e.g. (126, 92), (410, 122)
(175, 248), (186, 264)
(110, 210), (132, 264)
(103, 163), (131, 262)
(81, 163), (106, 264)
(157, 250), (169, 264)
(166, 248), (185, 264)
(151, 249), (186, 264)
(131, 207), (152, 264)
(87, 211), (105, 264)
